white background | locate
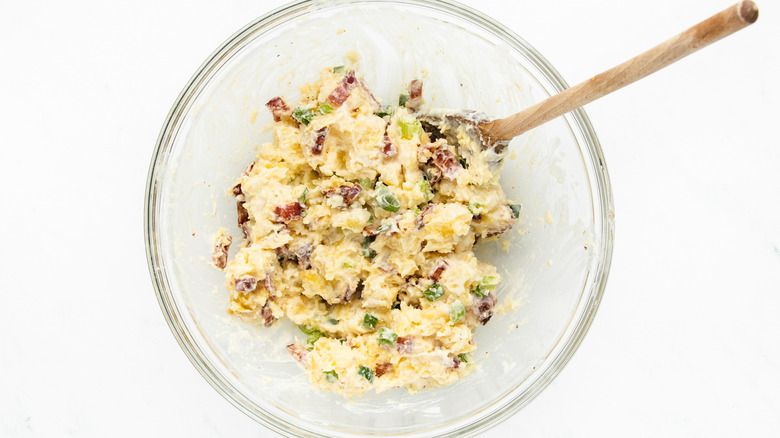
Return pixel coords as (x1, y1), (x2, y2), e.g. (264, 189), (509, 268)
(1, 0), (778, 436)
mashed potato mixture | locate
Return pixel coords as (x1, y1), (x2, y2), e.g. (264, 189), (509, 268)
(213, 67), (519, 397)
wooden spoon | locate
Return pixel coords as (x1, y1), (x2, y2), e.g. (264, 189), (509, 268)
(421, 0), (759, 151)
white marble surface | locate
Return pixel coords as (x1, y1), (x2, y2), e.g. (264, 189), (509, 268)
(1, 0), (778, 436)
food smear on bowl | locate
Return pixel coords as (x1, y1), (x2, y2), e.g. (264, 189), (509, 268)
(217, 66), (519, 397)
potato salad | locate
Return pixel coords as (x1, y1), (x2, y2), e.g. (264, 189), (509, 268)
(213, 67), (519, 397)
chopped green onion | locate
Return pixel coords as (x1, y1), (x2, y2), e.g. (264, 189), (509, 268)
(509, 203), (521, 218)
(293, 107), (316, 125)
(307, 330), (322, 348)
(376, 223), (394, 234)
(418, 179), (433, 202)
(317, 104), (333, 115)
(327, 317), (339, 325)
(358, 177), (375, 189)
(423, 283), (444, 301)
(323, 370), (339, 383)
(299, 324), (319, 335)
(412, 206), (421, 217)
(398, 115), (422, 140)
(471, 276), (498, 298)
(376, 106), (394, 118)
(358, 365), (374, 382)
(299, 324), (324, 348)
(481, 276), (498, 289)
(342, 259), (355, 269)
(363, 313), (378, 330)
(398, 94), (409, 106)
(374, 184), (400, 212)
(468, 202), (484, 216)
(449, 300), (465, 322)
(361, 236), (377, 259)
(458, 353), (471, 363)
(458, 157), (469, 169)
(332, 65), (345, 73)
(377, 327), (398, 347)
(298, 187), (309, 204)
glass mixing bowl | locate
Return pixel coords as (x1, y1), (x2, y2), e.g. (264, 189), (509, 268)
(145, 0), (614, 436)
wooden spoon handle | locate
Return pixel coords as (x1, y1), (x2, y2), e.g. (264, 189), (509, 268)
(482, 0), (759, 140)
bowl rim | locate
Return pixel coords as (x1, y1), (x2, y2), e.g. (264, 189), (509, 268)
(144, 0), (615, 436)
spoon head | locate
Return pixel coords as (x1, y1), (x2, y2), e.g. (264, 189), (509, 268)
(417, 109), (510, 156)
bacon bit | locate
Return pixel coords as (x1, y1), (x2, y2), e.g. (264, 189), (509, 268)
(408, 80), (422, 100)
(265, 97), (290, 122)
(211, 235), (232, 270)
(431, 142), (463, 180)
(263, 272), (276, 294)
(429, 260), (449, 282)
(260, 302), (275, 327)
(341, 184), (362, 203)
(328, 70), (358, 105)
(273, 202), (304, 222)
(276, 245), (296, 262)
(322, 184), (363, 206)
(342, 285), (355, 303)
(396, 337), (414, 354)
(375, 362), (393, 378)
(232, 184), (243, 196)
(286, 344), (308, 364)
(381, 135), (397, 158)
(243, 161), (256, 176)
(473, 214), (483, 223)
(237, 201), (249, 228)
(276, 243), (312, 269)
(295, 243), (313, 269)
(472, 292), (497, 325)
(235, 276), (257, 293)
(276, 245), (294, 260)
(324, 183), (362, 206)
(415, 204), (435, 229)
(406, 79), (422, 113)
(341, 280), (363, 303)
(312, 127), (328, 155)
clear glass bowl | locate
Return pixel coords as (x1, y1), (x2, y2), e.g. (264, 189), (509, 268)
(144, 0), (614, 436)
